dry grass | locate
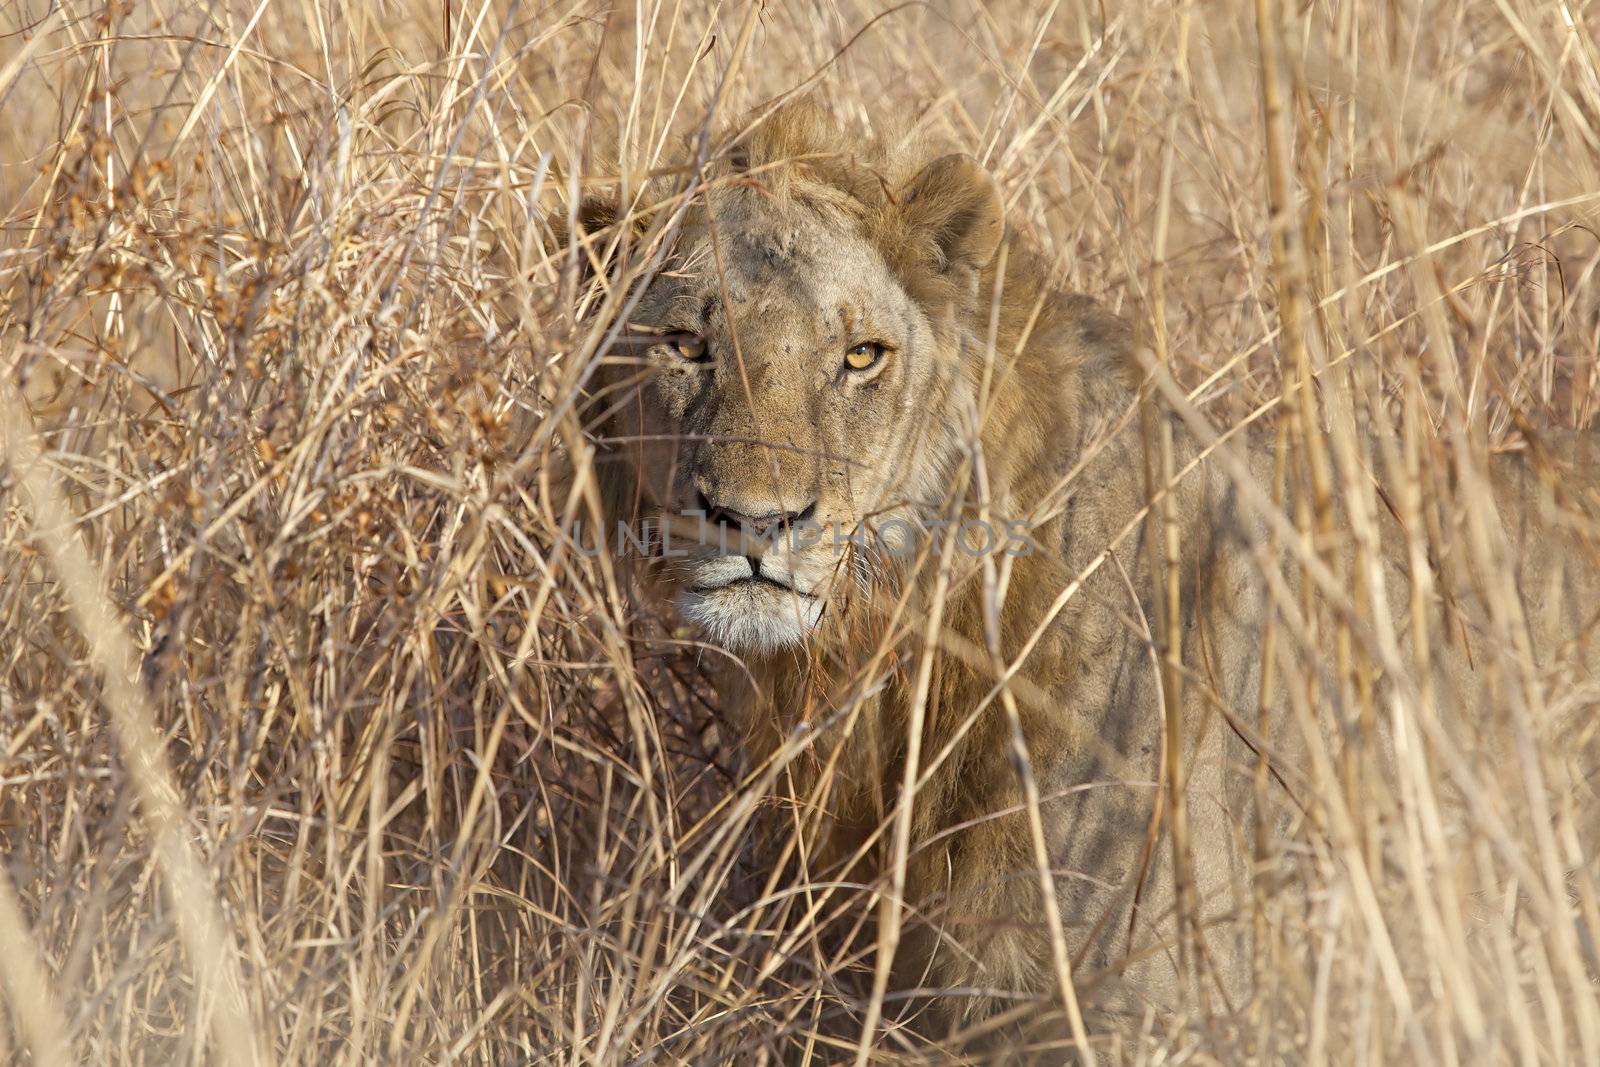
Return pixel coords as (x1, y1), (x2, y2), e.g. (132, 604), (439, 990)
(3, 0), (1600, 1062)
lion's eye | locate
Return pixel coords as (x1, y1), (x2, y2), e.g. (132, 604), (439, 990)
(674, 334), (709, 363)
(844, 342), (885, 372)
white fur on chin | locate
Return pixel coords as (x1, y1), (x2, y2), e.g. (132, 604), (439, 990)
(678, 583), (823, 652)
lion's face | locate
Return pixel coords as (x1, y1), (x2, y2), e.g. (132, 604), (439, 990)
(589, 127), (1004, 652)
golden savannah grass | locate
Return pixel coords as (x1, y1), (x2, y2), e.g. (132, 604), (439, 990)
(2, 0), (1600, 1063)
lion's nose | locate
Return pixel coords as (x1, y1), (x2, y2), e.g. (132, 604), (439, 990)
(695, 489), (817, 536)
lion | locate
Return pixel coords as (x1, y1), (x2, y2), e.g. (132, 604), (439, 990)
(558, 103), (1600, 1049)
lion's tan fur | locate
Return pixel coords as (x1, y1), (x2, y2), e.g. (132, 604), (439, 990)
(574, 103), (1600, 1041)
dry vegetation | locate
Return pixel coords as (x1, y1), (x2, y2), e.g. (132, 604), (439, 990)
(3, 0), (1600, 1062)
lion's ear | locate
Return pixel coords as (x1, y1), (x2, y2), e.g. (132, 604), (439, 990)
(898, 154), (1004, 273)
(546, 196), (650, 285)
(546, 196), (614, 248)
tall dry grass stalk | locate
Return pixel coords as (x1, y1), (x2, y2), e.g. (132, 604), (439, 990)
(2, 0), (1599, 1062)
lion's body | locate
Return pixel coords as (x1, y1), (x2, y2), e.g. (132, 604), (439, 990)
(577, 104), (1600, 1039)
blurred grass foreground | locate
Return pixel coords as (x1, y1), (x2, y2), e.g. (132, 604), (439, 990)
(3, 0), (1600, 1063)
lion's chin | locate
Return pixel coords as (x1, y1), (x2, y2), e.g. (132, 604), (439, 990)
(678, 581), (823, 653)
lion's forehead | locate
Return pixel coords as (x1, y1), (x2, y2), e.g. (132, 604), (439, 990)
(666, 220), (902, 340)
(685, 190), (890, 282)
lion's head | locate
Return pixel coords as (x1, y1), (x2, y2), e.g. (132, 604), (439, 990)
(572, 106), (1013, 651)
